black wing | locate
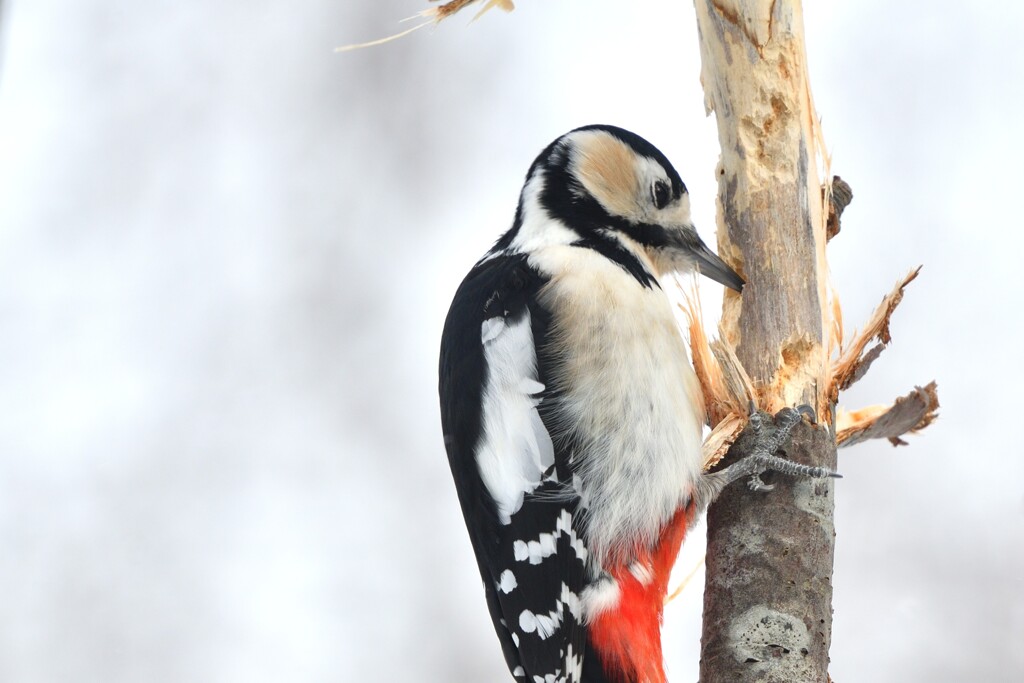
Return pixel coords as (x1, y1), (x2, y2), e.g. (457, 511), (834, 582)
(439, 253), (590, 682)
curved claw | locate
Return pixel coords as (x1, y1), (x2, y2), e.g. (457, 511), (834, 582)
(795, 404), (817, 425)
(747, 473), (775, 492)
(747, 402), (766, 437)
(773, 404), (817, 426)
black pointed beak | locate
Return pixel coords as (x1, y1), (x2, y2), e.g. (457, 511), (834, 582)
(628, 221), (745, 291)
(691, 241), (744, 292)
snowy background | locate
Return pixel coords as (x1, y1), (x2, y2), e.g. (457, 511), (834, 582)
(0, 0), (1021, 681)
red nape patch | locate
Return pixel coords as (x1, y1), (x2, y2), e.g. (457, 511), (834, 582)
(588, 504), (695, 683)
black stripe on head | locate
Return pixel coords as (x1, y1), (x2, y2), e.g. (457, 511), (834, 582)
(614, 221), (674, 251)
(534, 132), (662, 289)
(535, 137), (610, 234)
(572, 232), (659, 290)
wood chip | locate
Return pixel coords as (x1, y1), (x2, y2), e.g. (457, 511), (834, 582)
(702, 412), (746, 470)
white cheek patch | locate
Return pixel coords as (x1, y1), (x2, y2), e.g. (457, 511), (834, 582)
(476, 310), (556, 524)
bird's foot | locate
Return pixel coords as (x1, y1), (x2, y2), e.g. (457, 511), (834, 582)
(698, 403), (840, 506)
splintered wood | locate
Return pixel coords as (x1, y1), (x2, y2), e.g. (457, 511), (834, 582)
(682, 264), (939, 458)
(827, 267), (939, 446)
(681, 284), (751, 426)
(680, 282), (753, 470)
(426, 0), (515, 21)
(700, 412), (745, 470)
(830, 267), (921, 400)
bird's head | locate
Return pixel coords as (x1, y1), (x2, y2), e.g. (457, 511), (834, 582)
(501, 125), (744, 292)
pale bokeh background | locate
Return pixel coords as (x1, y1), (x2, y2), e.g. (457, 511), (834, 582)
(0, 1), (1021, 681)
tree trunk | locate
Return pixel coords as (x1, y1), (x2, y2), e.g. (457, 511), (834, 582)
(693, 1), (837, 681)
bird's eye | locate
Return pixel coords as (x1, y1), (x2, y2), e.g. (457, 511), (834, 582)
(651, 180), (671, 210)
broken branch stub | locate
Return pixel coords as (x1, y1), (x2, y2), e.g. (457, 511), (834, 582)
(829, 267), (922, 402)
(836, 382), (939, 448)
(825, 175), (853, 242)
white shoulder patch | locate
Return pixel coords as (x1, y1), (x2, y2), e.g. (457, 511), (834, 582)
(481, 317), (505, 343)
(476, 310), (555, 524)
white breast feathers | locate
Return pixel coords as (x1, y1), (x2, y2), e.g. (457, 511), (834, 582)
(530, 245), (705, 566)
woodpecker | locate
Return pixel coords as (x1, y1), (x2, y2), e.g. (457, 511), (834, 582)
(439, 125), (835, 683)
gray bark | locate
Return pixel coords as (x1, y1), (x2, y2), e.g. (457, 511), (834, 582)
(701, 418), (836, 682)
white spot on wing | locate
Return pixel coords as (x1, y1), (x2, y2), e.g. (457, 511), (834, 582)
(526, 537), (556, 565)
(513, 666), (525, 677)
(519, 610), (538, 634)
(498, 569), (518, 594)
(555, 509), (588, 563)
(476, 310), (556, 524)
(538, 532), (556, 556)
(518, 589), (573, 642)
(565, 643), (583, 683)
(560, 582), (581, 621)
(534, 613), (557, 638)
(515, 509), (587, 565)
